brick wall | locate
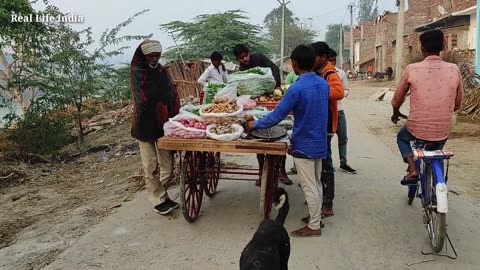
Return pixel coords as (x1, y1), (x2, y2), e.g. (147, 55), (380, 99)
(353, 0), (476, 74)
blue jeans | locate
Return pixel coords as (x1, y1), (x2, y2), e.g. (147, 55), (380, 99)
(396, 125), (446, 162)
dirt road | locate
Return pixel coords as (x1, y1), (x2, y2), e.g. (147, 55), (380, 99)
(39, 81), (480, 270)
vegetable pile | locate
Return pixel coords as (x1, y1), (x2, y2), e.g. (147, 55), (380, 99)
(255, 94), (282, 103)
(208, 124), (237, 135)
(178, 119), (207, 130)
(204, 83), (226, 104)
(235, 67), (266, 75)
(228, 67), (275, 98)
(202, 97), (239, 113)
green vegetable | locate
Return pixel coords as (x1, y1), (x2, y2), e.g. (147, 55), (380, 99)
(185, 108), (200, 116)
(204, 83), (226, 104)
(234, 67), (266, 75)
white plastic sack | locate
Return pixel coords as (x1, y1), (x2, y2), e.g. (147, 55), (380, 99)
(179, 104), (203, 116)
(206, 124), (244, 141)
(227, 67), (276, 97)
(214, 82), (238, 100)
(164, 113), (207, 139)
(237, 95), (257, 110)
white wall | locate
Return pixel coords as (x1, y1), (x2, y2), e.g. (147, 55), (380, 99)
(469, 13), (477, 50)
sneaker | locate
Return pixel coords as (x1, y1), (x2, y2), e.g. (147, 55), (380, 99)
(154, 202), (174, 215)
(166, 198), (179, 209)
(339, 164), (357, 174)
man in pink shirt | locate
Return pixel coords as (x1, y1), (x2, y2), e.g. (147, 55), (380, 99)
(391, 30), (463, 184)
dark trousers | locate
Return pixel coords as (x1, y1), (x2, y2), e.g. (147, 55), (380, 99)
(322, 135), (335, 209)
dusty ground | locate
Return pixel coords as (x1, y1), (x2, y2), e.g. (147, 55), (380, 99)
(0, 80), (479, 269)
(348, 79), (480, 202)
(0, 122), (145, 270)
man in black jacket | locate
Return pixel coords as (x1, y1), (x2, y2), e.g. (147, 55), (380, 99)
(233, 44), (281, 89)
(233, 44), (292, 185)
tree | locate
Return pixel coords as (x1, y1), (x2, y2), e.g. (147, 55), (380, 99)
(325, 24), (350, 60)
(98, 64), (131, 104)
(357, 0), (379, 24)
(45, 10), (151, 142)
(0, 0), (61, 114)
(160, 10), (268, 62)
(263, 7), (316, 60)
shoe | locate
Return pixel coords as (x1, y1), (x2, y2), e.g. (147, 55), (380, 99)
(279, 177), (293, 185)
(154, 202), (174, 215)
(321, 209), (334, 218)
(290, 226), (322, 238)
(340, 164), (357, 174)
(166, 198), (179, 209)
(301, 216), (325, 228)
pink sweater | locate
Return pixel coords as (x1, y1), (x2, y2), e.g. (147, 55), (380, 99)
(392, 56), (463, 141)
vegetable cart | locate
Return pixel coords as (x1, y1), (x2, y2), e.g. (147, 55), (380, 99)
(157, 138), (287, 223)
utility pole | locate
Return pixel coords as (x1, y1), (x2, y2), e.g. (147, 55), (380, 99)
(277, 0), (290, 84)
(395, 0), (405, 83)
(339, 25), (344, 69)
(349, 3), (354, 71)
(476, 0), (480, 74)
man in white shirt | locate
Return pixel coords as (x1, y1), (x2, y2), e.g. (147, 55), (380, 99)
(197, 51), (227, 86)
(328, 49), (357, 174)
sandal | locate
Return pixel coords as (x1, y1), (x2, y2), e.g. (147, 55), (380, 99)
(290, 226), (322, 238)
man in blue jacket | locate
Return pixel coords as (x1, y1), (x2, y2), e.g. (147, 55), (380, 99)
(247, 45), (330, 237)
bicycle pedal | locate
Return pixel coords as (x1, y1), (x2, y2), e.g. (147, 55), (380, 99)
(400, 179), (419, 186)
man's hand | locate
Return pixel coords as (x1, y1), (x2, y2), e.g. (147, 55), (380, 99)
(221, 63), (226, 72)
(391, 108), (408, 124)
(246, 120), (256, 132)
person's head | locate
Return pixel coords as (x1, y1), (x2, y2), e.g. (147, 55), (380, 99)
(310, 41), (330, 70)
(420, 30), (444, 57)
(233, 44), (251, 66)
(290, 45), (316, 75)
(141, 39), (162, 68)
(210, 51), (223, 68)
(328, 49), (337, 66)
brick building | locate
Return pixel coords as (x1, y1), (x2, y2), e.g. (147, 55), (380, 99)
(344, 0), (477, 75)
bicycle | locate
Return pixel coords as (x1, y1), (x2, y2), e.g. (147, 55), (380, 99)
(405, 140), (453, 253)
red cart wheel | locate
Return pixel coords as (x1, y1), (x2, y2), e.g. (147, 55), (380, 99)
(263, 156), (279, 219)
(204, 152), (220, 198)
(180, 151), (204, 222)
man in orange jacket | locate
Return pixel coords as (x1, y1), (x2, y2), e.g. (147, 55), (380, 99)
(311, 42), (344, 218)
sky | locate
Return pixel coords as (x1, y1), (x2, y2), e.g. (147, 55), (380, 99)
(32, 0), (398, 63)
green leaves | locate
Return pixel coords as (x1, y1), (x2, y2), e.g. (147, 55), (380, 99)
(160, 10), (268, 62)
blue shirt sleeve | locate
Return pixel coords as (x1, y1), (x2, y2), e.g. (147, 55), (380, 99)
(254, 87), (298, 129)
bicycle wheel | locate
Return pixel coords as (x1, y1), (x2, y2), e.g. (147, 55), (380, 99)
(424, 164), (446, 252)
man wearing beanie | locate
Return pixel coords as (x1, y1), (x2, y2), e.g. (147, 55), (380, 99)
(130, 39), (180, 215)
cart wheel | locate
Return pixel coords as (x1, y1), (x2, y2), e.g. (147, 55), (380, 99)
(180, 151), (204, 222)
(204, 152), (220, 198)
(263, 156), (276, 219)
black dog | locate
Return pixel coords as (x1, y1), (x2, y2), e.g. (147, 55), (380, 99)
(240, 188), (290, 270)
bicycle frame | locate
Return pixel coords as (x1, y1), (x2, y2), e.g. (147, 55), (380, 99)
(407, 142), (452, 213)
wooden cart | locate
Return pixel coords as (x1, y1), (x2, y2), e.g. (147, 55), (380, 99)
(158, 138), (287, 223)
